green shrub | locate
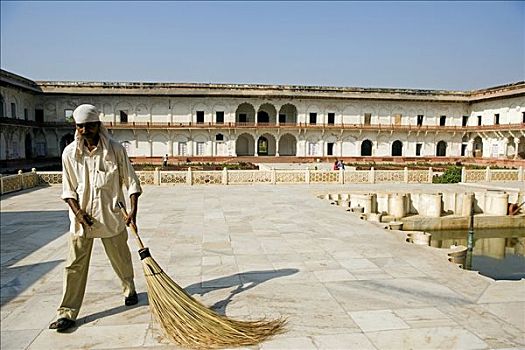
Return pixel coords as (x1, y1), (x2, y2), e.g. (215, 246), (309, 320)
(432, 165), (462, 183)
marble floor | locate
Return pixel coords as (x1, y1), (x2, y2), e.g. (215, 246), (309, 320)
(1, 183), (524, 350)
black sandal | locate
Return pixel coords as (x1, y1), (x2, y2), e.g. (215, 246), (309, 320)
(125, 292), (138, 306)
(49, 318), (76, 332)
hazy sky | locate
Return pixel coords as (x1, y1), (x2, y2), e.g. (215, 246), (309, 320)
(1, 1), (524, 90)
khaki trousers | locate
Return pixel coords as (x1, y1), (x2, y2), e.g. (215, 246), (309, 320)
(57, 229), (135, 320)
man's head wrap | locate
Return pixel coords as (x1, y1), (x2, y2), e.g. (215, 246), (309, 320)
(73, 104), (101, 124)
(73, 104), (116, 163)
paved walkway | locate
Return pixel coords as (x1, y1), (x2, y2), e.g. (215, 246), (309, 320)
(1, 183), (524, 350)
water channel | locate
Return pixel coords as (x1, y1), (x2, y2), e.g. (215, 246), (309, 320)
(427, 228), (525, 280)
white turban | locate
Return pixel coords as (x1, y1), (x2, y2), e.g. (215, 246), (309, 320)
(73, 104), (101, 124)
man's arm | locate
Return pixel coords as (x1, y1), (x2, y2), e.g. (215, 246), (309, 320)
(65, 198), (93, 227)
(125, 192), (140, 230)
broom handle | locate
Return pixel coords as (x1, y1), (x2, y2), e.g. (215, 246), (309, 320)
(117, 201), (146, 250)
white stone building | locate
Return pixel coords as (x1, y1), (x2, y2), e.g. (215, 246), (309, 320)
(1, 69), (524, 162)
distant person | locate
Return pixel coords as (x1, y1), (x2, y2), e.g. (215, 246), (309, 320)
(49, 104), (142, 332)
(333, 160), (339, 171)
(163, 154), (169, 167)
(338, 160), (345, 170)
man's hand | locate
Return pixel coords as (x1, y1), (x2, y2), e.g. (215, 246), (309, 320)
(75, 209), (94, 226)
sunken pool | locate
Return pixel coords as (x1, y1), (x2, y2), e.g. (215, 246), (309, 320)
(427, 228), (525, 281)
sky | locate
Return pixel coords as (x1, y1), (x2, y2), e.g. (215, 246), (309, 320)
(1, 1), (524, 90)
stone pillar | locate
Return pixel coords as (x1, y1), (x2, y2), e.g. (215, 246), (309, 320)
(485, 166), (491, 182)
(339, 168), (344, 184)
(188, 140), (194, 156)
(187, 167), (193, 185)
(305, 169), (310, 184)
(404, 167), (409, 183)
(420, 193), (442, 217)
(338, 140), (343, 157)
(485, 192), (509, 215)
(461, 192), (475, 216)
(222, 167), (228, 185)
(428, 167), (433, 183)
(515, 138), (521, 159)
(271, 167), (276, 184)
(389, 193), (406, 219)
(461, 167), (466, 183)
(154, 167), (160, 185)
(519, 166), (524, 182)
(370, 167), (375, 184)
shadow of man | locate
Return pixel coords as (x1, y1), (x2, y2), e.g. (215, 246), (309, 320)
(185, 268), (299, 315)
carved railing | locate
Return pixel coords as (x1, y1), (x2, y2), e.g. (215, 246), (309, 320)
(2, 166), (522, 196)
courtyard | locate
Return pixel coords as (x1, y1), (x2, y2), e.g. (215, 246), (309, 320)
(1, 183), (524, 350)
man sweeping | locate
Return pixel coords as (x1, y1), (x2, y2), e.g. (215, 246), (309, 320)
(49, 104), (142, 332)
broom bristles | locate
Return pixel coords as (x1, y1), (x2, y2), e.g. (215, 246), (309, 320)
(141, 256), (286, 349)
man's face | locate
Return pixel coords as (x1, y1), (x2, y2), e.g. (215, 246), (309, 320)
(76, 121), (100, 140)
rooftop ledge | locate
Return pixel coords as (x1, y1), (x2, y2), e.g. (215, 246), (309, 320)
(1, 69), (524, 101)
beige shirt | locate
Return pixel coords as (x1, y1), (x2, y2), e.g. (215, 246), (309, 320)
(61, 138), (142, 238)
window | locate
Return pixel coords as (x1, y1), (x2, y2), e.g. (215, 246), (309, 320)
(309, 112), (317, 124)
(35, 109), (44, 123)
(477, 115), (482, 126)
(178, 142), (187, 156)
(327, 142), (334, 155)
(120, 110), (128, 123)
(239, 113), (247, 123)
(416, 143), (422, 156)
(279, 114), (286, 123)
(462, 116), (469, 127)
(11, 103), (16, 118)
(196, 111), (204, 124)
(417, 115), (424, 127)
(24, 108), (28, 120)
(327, 113), (335, 125)
(196, 142), (205, 155)
(215, 111), (224, 124)
(65, 109), (73, 122)
(439, 115), (446, 126)
(494, 114), (500, 125)
(364, 113), (371, 125)
(461, 144), (467, 156)
(215, 133), (224, 141)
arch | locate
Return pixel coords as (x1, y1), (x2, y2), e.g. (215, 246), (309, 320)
(391, 140), (403, 156)
(473, 136), (483, 157)
(361, 139), (373, 156)
(151, 133), (169, 156)
(25, 133), (33, 159)
(278, 104), (297, 124)
(135, 103), (149, 122)
(258, 133), (276, 156)
(436, 140), (447, 157)
(60, 133), (74, 155)
(151, 102), (167, 122)
(236, 133), (255, 156)
(279, 133), (297, 156)
(235, 103), (255, 124)
(258, 103), (277, 124)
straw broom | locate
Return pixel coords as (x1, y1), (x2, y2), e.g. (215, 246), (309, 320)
(117, 202), (286, 349)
